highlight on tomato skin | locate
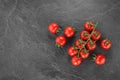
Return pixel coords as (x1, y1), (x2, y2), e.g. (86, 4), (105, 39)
(74, 39), (85, 48)
(68, 46), (78, 57)
(55, 36), (66, 47)
(84, 21), (95, 31)
(71, 56), (82, 66)
(86, 40), (96, 50)
(79, 49), (90, 59)
(92, 30), (101, 41)
(64, 26), (75, 38)
(48, 22), (59, 34)
(80, 30), (90, 41)
(100, 39), (112, 50)
(94, 54), (106, 65)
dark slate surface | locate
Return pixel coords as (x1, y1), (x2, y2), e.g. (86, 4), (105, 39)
(0, 0), (120, 80)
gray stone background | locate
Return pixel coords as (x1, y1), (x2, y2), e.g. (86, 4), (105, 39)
(0, 0), (120, 80)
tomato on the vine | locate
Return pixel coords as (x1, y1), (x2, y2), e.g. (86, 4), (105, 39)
(94, 54), (106, 65)
(79, 49), (90, 59)
(55, 36), (66, 47)
(80, 30), (90, 40)
(86, 40), (96, 50)
(92, 30), (101, 41)
(48, 23), (60, 34)
(101, 39), (112, 50)
(71, 56), (82, 66)
(84, 21), (95, 31)
(68, 46), (78, 57)
(64, 26), (75, 38)
(75, 39), (85, 48)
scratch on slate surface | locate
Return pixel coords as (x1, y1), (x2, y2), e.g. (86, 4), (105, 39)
(51, 63), (85, 80)
(4, 0), (18, 37)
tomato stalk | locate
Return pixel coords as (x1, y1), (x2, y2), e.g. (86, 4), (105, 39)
(76, 22), (98, 57)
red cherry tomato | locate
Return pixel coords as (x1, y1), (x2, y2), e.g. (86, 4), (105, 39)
(68, 46), (78, 57)
(79, 49), (90, 59)
(71, 56), (82, 66)
(80, 30), (90, 40)
(75, 39), (85, 48)
(55, 36), (66, 47)
(64, 26), (75, 38)
(48, 23), (59, 34)
(86, 40), (96, 50)
(95, 54), (106, 65)
(84, 21), (95, 31)
(92, 30), (101, 41)
(101, 39), (112, 50)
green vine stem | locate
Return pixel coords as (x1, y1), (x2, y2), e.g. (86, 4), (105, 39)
(77, 22), (98, 57)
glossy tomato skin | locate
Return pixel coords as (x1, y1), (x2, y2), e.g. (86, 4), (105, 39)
(79, 49), (90, 59)
(84, 21), (95, 31)
(95, 54), (106, 65)
(71, 56), (82, 66)
(75, 39), (85, 48)
(80, 30), (90, 41)
(92, 30), (101, 41)
(55, 36), (66, 47)
(48, 23), (59, 34)
(68, 46), (78, 57)
(101, 39), (112, 50)
(86, 40), (96, 50)
(64, 26), (75, 38)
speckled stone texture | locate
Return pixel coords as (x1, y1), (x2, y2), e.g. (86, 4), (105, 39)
(0, 0), (120, 80)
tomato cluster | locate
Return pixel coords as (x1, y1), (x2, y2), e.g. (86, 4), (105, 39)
(48, 21), (112, 66)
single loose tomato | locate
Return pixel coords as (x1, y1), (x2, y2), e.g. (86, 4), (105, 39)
(80, 30), (90, 40)
(71, 56), (82, 66)
(64, 26), (75, 38)
(55, 36), (66, 47)
(84, 21), (95, 31)
(86, 40), (96, 50)
(48, 23), (59, 34)
(75, 39), (85, 48)
(79, 49), (90, 59)
(101, 39), (112, 50)
(68, 46), (78, 57)
(94, 54), (106, 65)
(92, 30), (101, 41)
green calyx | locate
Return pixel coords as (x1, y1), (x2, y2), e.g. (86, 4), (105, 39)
(56, 28), (61, 33)
(92, 54), (96, 60)
(105, 39), (110, 44)
(83, 49), (88, 54)
(94, 32), (99, 37)
(88, 21), (94, 27)
(83, 33), (88, 36)
(74, 46), (78, 50)
(78, 39), (83, 44)
(55, 44), (61, 48)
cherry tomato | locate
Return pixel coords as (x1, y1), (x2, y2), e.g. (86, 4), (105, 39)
(71, 56), (82, 66)
(101, 39), (112, 50)
(80, 30), (90, 40)
(64, 26), (75, 38)
(75, 39), (85, 48)
(55, 36), (66, 47)
(79, 49), (90, 59)
(92, 30), (101, 41)
(68, 46), (78, 57)
(84, 21), (95, 31)
(48, 23), (59, 34)
(95, 54), (106, 65)
(86, 40), (96, 50)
